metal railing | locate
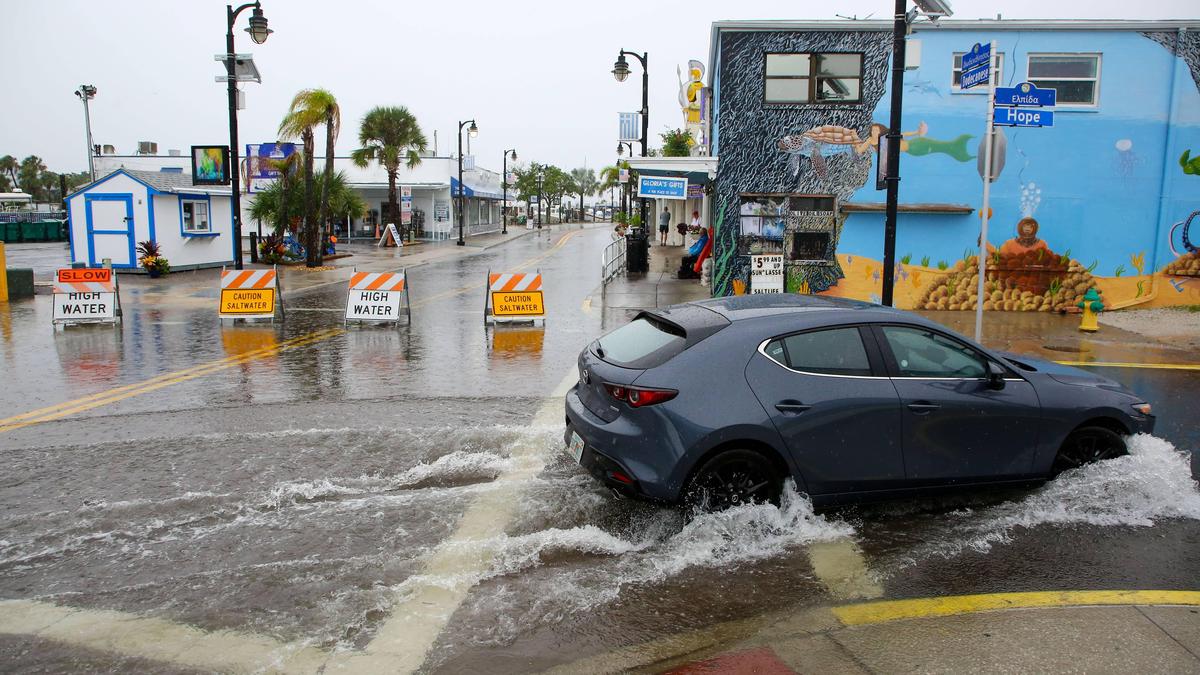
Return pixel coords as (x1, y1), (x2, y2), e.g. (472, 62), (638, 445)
(0, 211), (66, 223)
(602, 235), (626, 284)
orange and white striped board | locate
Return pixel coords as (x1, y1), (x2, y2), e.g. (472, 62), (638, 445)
(219, 266), (282, 320)
(345, 269), (410, 323)
(53, 267), (120, 326)
(486, 270), (545, 321)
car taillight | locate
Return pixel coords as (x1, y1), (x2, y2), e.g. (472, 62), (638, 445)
(604, 384), (677, 408)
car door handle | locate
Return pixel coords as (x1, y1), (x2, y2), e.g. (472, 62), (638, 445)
(775, 401), (812, 414)
(907, 401), (941, 414)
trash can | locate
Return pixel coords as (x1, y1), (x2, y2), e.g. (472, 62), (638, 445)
(2, 223), (20, 243)
(626, 228), (650, 274)
(20, 222), (46, 242)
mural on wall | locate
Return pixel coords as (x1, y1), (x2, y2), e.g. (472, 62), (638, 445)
(1165, 149), (1200, 277)
(712, 29), (893, 297)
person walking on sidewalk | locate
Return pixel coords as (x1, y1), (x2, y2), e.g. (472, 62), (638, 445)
(659, 207), (671, 245)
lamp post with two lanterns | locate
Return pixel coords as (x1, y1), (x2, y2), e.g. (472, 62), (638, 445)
(502, 148), (516, 234)
(74, 85), (98, 183)
(456, 119), (478, 246)
(612, 49), (648, 230)
(224, 1), (272, 270)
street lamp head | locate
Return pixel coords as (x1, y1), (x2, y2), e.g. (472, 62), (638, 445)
(468, 121), (478, 138)
(509, 149), (517, 161)
(75, 85), (97, 99)
(612, 53), (631, 82)
(616, 143), (625, 156)
(246, 5), (272, 44)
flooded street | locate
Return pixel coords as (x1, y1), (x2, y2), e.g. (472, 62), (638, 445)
(1, 228), (1198, 672)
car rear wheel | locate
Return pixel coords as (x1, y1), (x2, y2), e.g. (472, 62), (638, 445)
(683, 449), (782, 512)
(1052, 426), (1127, 476)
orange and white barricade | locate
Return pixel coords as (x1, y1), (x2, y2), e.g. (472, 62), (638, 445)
(485, 270), (544, 323)
(219, 265), (283, 321)
(345, 268), (410, 324)
(52, 267), (121, 327)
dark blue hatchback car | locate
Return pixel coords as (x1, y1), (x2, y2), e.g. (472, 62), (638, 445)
(564, 294), (1155, 510)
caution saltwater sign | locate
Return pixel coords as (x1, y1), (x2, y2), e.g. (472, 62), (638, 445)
(219, 267), (280, 320)
(486, 271), (545, 321)
(491, 291), (545, 316)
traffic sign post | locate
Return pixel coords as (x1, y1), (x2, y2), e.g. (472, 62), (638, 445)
(993, 107), (1055, 128)
(994, 82), (1057, 108)
(52, 267), (121, 328)
(973, 40), (999, 343)
(345, 268), (410, 326)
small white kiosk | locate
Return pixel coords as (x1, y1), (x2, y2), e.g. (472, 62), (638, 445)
(65, 169), (235, 271)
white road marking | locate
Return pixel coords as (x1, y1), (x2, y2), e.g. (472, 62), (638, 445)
(327, 368), (579, 674)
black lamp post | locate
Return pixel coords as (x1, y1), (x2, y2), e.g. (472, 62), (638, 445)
(613, 49), (649, 229)
(616, 141), (637, 225)
(225, 1), (271, 270)
(74, 85), (97, 183)
(502, 148), (516, 234)
(535, 171), (544, 230)
(456, 119), (478, 246)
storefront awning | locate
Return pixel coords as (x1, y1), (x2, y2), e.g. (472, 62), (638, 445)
(450, 177), (506, 201)
(623, 156), (719, 185)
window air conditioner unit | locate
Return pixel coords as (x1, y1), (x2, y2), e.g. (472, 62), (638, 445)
(137, 141), (158, 155)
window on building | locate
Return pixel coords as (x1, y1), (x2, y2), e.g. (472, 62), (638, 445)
(764, 53), (863, 104)
(181, 199), (210, 233)
(1027, 53), (1100, 106)
(951, 52), (1005, 92)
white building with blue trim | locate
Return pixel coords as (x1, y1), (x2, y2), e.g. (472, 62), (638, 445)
(65, 169), (234, 271)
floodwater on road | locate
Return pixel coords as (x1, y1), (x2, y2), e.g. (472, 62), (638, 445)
(1, 227), (1199, 672)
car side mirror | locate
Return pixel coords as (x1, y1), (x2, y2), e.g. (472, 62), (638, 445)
(987, 361), (1006, 390)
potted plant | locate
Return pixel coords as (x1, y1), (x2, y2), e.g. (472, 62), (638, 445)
(137, 240), (170, 278)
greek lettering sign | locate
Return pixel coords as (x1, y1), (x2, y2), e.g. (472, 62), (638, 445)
(750, 254), (784, 294)
(994, 82), (1057, 108)
(961, 63), (990, 90)
(637, 175), (688, 200)
(993, 107), (1054, 128)
(961, 43), (991, 73)
(491, 291), (545, 317)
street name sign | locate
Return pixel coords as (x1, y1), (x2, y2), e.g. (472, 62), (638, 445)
(750, 254), (784, 294)
(637, 175), (688, 200)
(53, 268), (119, 326)
(994, 82), (1057, 108)
(993, 107), (1054, 128)
(960, 43), (990, 90)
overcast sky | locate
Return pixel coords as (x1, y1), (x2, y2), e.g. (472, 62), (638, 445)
(3, 0), (1196, 176)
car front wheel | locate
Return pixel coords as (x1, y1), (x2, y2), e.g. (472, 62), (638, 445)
(683, 449), (782, 512)
(1052, 426), (1128, 476)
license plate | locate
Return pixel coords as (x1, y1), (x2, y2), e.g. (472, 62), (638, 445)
(567, 431), (585, 464)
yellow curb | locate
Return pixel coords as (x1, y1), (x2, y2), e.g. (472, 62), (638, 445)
(833, 590), (1200, 626)
(1053, 360), (1200, 371)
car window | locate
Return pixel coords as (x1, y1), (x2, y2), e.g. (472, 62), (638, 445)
(597, 316), (686, 368)
(774, 327), (872, 376)
(763, 339), (787, 366)
(880, 326), (986, 378)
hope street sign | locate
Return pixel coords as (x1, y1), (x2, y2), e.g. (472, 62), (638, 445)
(993, 107), (1055, 128)
(637, 175), (688, 200)
(994, 82), (1057, 108)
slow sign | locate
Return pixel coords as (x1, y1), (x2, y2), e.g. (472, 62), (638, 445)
(53, 268), (120, 326)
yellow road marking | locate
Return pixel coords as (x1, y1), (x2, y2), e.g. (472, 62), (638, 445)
(833, 589), (1200, 626)
(1053, 360), (1200, 372)
(0, 228), (592, 434)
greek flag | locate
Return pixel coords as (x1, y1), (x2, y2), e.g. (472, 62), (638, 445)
(618, 112), (641, 142)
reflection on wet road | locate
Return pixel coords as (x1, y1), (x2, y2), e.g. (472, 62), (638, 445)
(1, 228), (1198, 673)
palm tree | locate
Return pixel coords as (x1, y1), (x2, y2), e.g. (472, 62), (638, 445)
(350, 106), (427, 241)
(249, 170), (365, 234)
(570, 167), (599, 222)
(279, 89), (338, 267)
(598, 165), (620, 221)
(0, 155), (18, 192)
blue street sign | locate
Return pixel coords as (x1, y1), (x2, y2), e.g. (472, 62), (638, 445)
(994, 82), (1057, 107)
(993, 107), (1055, 128)
(961, 43), (991, 72)
(961, 65), (990, 90)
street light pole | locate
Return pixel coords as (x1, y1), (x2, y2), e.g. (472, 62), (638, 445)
(224, 1), (271, 270)
(74, 85), (97, 182)
(880, 0), (907, 306)
(502, 148), (516, 234)
(614, 50), (649, 229)
(456, 119), (478, 246)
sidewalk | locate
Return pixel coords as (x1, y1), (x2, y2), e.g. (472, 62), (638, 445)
(592, 239), (710, 329)
(549, 591), (1200, 673)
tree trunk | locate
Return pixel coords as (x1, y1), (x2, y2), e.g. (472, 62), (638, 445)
(301, 129), (317, 267)
(387, 168), (399, 245)
(317, 113), (335, 266)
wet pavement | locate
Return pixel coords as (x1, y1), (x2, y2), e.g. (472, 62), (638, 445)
(0, 227), (1198, 673)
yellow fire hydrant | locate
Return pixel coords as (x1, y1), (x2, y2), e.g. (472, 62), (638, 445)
(1077, 287), (1104, 332)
